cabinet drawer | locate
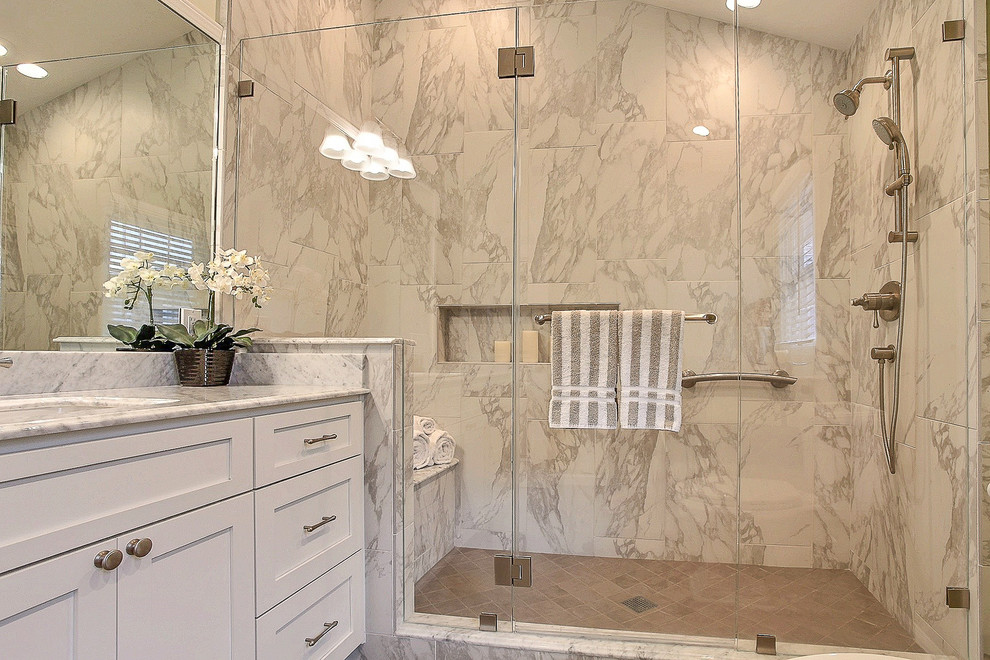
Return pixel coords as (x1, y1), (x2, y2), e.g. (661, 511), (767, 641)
(255, 457), (363, 613)
(254, 400), (363, 487)
(256, 550), (365, 660)
(0, 418), (253, 574)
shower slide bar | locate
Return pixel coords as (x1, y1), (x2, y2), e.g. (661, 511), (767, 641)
(681, 369), (796, 389)
(533, 312), (718, 325)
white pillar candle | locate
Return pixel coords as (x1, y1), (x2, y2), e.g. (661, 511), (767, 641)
(521, 331), (539, 363)
(494, 341), (512, 363)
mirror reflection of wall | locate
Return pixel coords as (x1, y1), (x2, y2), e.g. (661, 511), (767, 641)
(0, 1), (219, 350)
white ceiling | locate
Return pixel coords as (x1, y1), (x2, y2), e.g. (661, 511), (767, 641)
(1, 0), (212, 111)
(652, 0), (884, 50)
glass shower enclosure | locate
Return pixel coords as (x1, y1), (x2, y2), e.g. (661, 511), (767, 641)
(234, 0), (973, 655)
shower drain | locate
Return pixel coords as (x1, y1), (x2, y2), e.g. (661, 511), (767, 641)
(621, 596), (658, 613)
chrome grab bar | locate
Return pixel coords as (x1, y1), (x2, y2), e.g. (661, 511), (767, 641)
(534, 312), (717, 325)
(681, 369), (796, 389)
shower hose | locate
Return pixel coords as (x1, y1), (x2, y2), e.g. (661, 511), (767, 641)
(877, 213), (909, 475)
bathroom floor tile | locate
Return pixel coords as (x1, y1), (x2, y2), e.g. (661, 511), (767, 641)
(414, 547), (923, 653)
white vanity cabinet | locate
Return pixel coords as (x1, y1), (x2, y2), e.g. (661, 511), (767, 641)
(116, 494), (256, 660)
(0, 540), (117, 660)
(0, 394), (366, 660)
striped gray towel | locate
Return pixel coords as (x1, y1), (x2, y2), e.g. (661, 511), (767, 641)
(549, 310), (619, 429)
(619, 310), (686, 431)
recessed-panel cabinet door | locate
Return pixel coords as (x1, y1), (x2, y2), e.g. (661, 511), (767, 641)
(0, 540), (117, 660)
(116, 494), (255, 660)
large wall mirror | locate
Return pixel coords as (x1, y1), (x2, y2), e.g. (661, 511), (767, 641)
(0, 0), (220, 350)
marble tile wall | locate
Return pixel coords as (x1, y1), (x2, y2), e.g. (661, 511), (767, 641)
(1, 39), (216, 349)
(350, 2), (857, 575)
(508, 7), (852, 572)
(228, 0), (982, 656)
(412, 460), (459, 581)
(977, 0), (990, 652)
(843, 0), (973, 655)
(233, 25), (374, 336)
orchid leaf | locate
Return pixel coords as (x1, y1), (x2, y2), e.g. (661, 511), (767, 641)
(107, 324), (138, 344)
(156, 323), (196, 347)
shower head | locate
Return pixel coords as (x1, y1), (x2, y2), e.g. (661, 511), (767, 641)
(833, 88), (861, 116)
(872, 116), (902, 147)
(872, 116), (911, 178)
(831, 73), (891, 117)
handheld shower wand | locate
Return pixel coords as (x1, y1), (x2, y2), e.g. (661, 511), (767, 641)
(872, 116), (912, 195)
(834, 46), (916, 475)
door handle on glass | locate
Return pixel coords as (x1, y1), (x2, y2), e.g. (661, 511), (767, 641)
(303, 515), (336, 533)
(304, 433), (337, 445)
(94, 549), (123, 571)
(305, 620), (338, 647)
(126, 538), (153, 558)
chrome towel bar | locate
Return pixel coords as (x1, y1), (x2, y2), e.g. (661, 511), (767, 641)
(534, 312), (717, 325)
(681, 369), (796, 389)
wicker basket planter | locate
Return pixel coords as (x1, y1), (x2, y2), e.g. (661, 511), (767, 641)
(174, 349), (235, 387)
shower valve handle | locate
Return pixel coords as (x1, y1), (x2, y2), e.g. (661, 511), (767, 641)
(850, 292), (899, 311)
(852, 286), (902, 329)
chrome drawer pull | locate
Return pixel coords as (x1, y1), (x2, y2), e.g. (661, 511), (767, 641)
(305, 620), (338, 647)
(303, 433), (338, 445)
(303, 515), (337, 533)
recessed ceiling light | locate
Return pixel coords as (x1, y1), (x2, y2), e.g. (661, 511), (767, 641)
(0, 44), (8, 58)
(693, 125), (711, 137)
(16, 63), (48, 79)
(726, 0), (761, 9)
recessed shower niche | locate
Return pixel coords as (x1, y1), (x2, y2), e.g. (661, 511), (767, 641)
(437, 303), (619, 364)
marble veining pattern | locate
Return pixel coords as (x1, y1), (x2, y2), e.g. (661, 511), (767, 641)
(3, 41), (216, 349)
(0, 384), (368, 443)
(224, 0), (981, 655)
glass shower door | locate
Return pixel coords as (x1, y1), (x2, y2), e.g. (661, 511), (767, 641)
(734, 0), (971, 655)
(234, 7), (522, 633)
(510, 0), (743, 640)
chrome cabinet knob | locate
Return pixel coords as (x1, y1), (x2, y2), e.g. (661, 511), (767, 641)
(94, 549), (123, 571)
(126, 538), (153, 558)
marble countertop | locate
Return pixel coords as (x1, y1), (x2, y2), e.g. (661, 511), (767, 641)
(53, 336), (416, 348)
(0, 385), (369, 442)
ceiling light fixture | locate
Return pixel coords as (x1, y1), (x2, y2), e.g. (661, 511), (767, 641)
(16, 62), (48, 79)
(693, 125), (711, 137)
(0, 44), (8, 58)
(353, 130), (385, 157)
(726, 0), (761, 10)
(319, 131), (351, 159)
(387, 158), (417, 180)
(360, 160), (390, 181)
(341, 150), (368, 171)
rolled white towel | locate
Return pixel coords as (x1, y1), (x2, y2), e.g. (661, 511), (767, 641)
(413, 432), (433, 469)
(429, 430), (455, 465)
(414, 415), (437, 436)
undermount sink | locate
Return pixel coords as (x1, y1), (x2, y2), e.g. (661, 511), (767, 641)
(0, 396), (180, 424)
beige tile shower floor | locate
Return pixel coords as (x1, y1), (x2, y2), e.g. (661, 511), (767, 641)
(414, 548), (923, 652)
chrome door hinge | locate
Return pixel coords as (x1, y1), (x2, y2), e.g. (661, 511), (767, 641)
(946, 586), (970, 608)
(494, 554), (532, 587)
(237, 80), (255, 98)
(943, 20), (965, 41)
(0, 99), (16, 126)
(497, 46), (535, 79)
